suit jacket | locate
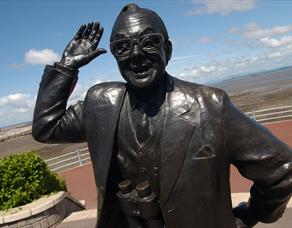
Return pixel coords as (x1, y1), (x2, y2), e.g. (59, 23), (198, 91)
(33, 65), (292, 228)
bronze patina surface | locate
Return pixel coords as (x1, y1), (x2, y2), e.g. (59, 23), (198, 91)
(33, 3), (292, 228)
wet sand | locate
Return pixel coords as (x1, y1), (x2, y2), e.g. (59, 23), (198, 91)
(213, 67), (292, 112)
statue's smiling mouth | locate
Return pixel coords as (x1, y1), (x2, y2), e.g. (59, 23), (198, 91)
(130, 64), (152, 78)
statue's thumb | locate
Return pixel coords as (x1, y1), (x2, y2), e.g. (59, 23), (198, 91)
(89, 48), (107, 60)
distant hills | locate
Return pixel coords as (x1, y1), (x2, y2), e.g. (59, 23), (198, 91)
(211, 65), (292, 86)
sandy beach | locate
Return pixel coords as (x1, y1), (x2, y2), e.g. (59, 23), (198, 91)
(213, 67), (292, 112)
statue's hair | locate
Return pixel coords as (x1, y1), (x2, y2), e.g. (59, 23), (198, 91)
(120, 3), (140, 13)
(112, 3), (169, 41)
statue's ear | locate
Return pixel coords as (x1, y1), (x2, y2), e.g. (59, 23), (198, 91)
(165, 40), (172, 65)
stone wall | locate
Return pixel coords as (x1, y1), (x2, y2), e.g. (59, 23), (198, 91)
(0, 191), (85, 228)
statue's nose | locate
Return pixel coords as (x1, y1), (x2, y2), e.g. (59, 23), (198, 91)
(131, 43), (144, 58)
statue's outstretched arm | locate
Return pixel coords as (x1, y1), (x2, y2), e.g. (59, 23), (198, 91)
(32, 22), (106, 143)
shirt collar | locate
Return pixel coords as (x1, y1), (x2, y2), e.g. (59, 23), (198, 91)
(127, 80), (166, 113)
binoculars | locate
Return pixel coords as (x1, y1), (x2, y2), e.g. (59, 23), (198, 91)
(116, 180), (164, 228)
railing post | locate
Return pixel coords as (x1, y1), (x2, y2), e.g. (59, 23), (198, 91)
(252, 109), (256, 121)
(77, 148), (82, 166)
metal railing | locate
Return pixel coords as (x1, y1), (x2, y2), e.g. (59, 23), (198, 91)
(245, 105), (292, 123)
(46, 104), (292, 172)
(45, 147), (90, 172)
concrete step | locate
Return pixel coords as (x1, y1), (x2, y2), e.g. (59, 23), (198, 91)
(56, 209), (97, 228)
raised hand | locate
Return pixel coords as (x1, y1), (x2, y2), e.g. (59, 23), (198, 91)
(60, 21), (107, 69)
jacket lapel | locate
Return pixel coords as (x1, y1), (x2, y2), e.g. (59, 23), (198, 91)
(86, 84), (126, 212)
(160, 77), (196, 207)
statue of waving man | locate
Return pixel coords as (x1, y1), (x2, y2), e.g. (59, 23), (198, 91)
(33, 3), (292, 228)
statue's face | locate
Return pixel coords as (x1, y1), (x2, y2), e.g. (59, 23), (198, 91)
(110, 12), (169, 94)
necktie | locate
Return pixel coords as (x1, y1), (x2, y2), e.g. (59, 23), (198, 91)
(132, 108), (151, 144)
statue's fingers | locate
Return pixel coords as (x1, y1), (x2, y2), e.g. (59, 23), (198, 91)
(73, 24), (86, 40)
(88, 48), (107, 60)
(83, 22), (94, 39)
(89, 22), (100, 41)
(92, 26), (104, 48)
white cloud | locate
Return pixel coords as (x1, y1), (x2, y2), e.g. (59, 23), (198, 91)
(25, 49), (60, 65)
(187, 0), (256, 16)
(0, 87), (87, 127)
(0, 93), (32, 108)
(228, 26), (240, 34)
(288, 44), (292, 50)
(179, 62), (227, 82)
(177, 49), (292, 84)
(268, 52), (281, 59)
(226, 22), (292, 57)
(0, 77), (107, 126)
(244, 23), (292, 39)
(68, 84), (88, 105)
(94, 79), (103, 85)
(200, 65), (219, 73)
(0, 88), (85, 127)
(198, 36), (212, 43)
(260, 36), (292, 48)
(0, 93), (36, 127)
(68, 79), (105, 105)
(172, 54), (202, 62)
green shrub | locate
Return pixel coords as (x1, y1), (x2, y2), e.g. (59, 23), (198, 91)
(0, 151), (66, 210)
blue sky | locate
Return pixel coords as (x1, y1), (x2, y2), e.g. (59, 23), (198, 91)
(1, 0), (292, 127)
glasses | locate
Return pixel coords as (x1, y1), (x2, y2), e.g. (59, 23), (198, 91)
(110, 33), (164, 57)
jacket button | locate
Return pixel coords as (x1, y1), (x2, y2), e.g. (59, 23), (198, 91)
(133, 209), (141, 216)
(153, 166), (159, 175)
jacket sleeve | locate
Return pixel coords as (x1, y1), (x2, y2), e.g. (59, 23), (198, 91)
(222, 91), (292, 225)
(32, 64), (86, 143)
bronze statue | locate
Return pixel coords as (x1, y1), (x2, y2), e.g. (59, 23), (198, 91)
(32, 3), (292, 228)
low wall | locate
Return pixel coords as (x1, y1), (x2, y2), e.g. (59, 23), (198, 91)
(0, 126), (32, 142)
(0, 191), (85, 228)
